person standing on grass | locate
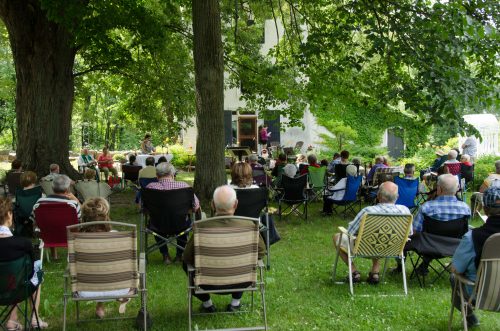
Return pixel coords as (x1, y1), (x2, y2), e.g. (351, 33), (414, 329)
(332, 182), (411, 284)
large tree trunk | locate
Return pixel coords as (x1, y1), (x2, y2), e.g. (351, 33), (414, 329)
(192, 0), (226, 201)
(0, 0), (79, 178)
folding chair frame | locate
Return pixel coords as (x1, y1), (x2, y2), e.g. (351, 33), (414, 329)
(62, 221), (148, 331)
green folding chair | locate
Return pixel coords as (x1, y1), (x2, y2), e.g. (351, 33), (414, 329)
(308, 166), (327, 202)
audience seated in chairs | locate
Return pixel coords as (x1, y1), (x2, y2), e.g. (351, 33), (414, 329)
(31, 174), (81, 260)
(366, 156), (388, 184)
(299, 154), (320, 176)
(77, 148), (99, 178)
(41, 163), (60, 181)
(323, 164), (358, 214)
(97, 147), (118, 181)
(296, 154), (308, 173)
(14, 171), (43, 237)
(271, 153), (287, 178)
(127, 154), (138, 166)
(75, 169), (112, 202)
(183, 185), (266, 314)
(138, 156), (157, 180)
(145, 162), (200, 265)
(394, 164), (419, 213)
(327, 152), (341, 173)
(405, 174), (470, 276)
(155, 156), (167, 166)
(332, 182), (411, 285)
(449, 186), (500, 329)
(4, 159), (23, 197)
(247, 154), (271, 187)
(0, 197), (48, 329)
(75, 198), (134, 319)
(471, 160), (500, 214)
(230, 162), (258, 189)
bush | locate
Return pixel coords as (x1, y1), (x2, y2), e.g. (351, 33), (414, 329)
(472, 155), (499, 191)
(399, 146), (437, 171)
(112, 153), (127, 162)
(169, 144), (196, 168)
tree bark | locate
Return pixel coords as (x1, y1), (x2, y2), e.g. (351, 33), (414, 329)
(0, 0), (79, 178)
(192, 0), (226, 200)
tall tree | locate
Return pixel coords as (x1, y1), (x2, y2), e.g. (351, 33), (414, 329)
(192, 0), (226, 200)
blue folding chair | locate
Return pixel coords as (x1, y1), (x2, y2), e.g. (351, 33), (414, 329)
(325, 175), (362, 219)
(394, 177), (419, 214)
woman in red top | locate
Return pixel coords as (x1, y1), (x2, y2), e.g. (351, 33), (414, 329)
(97, 147), (118, 180)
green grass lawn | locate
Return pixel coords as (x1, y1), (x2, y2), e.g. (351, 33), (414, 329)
(26, 173), (500, 330)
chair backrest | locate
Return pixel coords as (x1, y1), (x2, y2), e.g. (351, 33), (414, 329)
(139, 177), (157, 189)
(474, 233), (500, 311)
(280, 174), (307, 201)
(422, 215), (469, 238)
(75, 181), (111, 201)
(0, 254), (36, 305)
(234, 188), (268, 219)
(342, 175), (362, 202)
(445, 163), (461, 176)
(334, 164), (348, 181)
(39, 179), (54, 196)
(308, 166), (326, 188)
(122, 164), (142, 182)
(460, 164), (474, 184)
(252, 167), (269, 187)
(373, 167), (404, 186)
(141, 187), (193, 235)
(394, 177), (419, 208)
(6, 172), (22, 196)
(193, 216), (259, 287)
(34, 202), (79, 247)
(66, 221), (139, 293)
(354, 213), (413, 257)
(14, 186), (43, 219)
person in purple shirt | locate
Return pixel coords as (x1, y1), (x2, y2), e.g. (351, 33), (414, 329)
(366, 156), (388, 183)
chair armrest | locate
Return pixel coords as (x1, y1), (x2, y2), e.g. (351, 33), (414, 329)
(452, 271), (475, 287)
(139, 252), (146, 274)
(257, 259), (264, 268)
(187, 264), (195, 273)
(338, 226), (348, 235)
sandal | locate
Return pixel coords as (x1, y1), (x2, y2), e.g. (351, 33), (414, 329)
(6, 320), (23, 331)
(31, 318), (48, 329)
(367, 272), (380, 285)
(118, 298), (130, 314)
(345, 270), (361, 283)
(95, 307), (105, 319)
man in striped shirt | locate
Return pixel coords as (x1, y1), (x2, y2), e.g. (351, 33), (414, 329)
(146, 162), (200, 264)
(412, 174), (471, 275)
(333, 182), (411, 284)
(31, 174), (81, 259)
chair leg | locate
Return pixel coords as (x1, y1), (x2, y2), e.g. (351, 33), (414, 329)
(62, 295), (67, 331)
(448, 278), (457, 331)
(458, 282), (469, 331)
(381, 257), (388, 283)
(347, 240), (354, 295)
(259, 267), (268, 331)
(401, 256), (408, 296)
(332, 234), (343, 281)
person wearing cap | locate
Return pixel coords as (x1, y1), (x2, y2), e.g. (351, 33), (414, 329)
(450, 186), (500, 328)
(431, 149), (448, 171)
(412, 174), (471, 275)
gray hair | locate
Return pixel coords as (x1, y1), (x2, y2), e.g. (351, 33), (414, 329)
(49, 163), (59, 173)
(378, 182), (398, 203)
(351, 157), (361, 165)
(460, 154), (470, 162)
(437, 174), (458, 195)
(52, 174), (71, 193)
(346, 164), (357, 177)
(283, 164), (297, 178)
(156, 162), (175, 177)
(248, 154), (258, 163)
(213, 185), (237, 213)
(495, 160), (500, 174)
(448, 149), (458, 159)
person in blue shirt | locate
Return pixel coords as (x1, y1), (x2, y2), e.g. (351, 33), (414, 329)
(451, 186), (500, 328)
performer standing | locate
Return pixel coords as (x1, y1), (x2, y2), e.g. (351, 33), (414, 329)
(140, 133), (156, 154)
(259, 124), (271, 155)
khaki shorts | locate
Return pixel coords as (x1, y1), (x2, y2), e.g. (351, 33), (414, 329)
(335, 233), (356, 253)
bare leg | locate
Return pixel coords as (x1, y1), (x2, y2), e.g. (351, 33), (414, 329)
(333, 234), (357, 272)
(95, 302), (105, 318)
(6, 308), (18, 329)
(371, 259), (380, 273)
(50, 247), (58, 260)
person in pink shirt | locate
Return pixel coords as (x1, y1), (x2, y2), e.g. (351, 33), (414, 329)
(97, 147), (118, 180)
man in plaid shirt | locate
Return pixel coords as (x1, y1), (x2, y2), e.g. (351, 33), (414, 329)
(412, 174), (470, 275)
(146, 162), (200, 265)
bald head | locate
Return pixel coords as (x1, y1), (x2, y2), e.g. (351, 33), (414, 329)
(437, 174), (458, 196)
(377, 181), (399, 203)
(213, 185), (238, 215)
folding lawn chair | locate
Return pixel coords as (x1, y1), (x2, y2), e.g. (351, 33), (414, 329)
(75, 180), (112, 202)
(325, 175), (362, 219)
(34, 202), (79, 264)
(332, 213), (413, 295)
(63, 221), (148, 331)
(5, 172), (22, 197)
(234, 187), (274, 270)
(252, 167), (270, 187)
(472, 193), (487, 223)
(122, 164), (142, 187)
(187, 216), (267, 331)
(408, 215), (469, 287)
(308, 166), (327, 202)
(277, 174), (308, 221)
(14, 186), (42, 237)
(39, 179), (54, 196)
(394, 177), (419, 214)
(140, 188), (194, 259)
(445, 163), (461, 176)
(448, 233), (500, 331)
(0, 254), (43, 331)
(333, 164), (348, 184)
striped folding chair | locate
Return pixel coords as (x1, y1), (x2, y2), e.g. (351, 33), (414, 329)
(332, 213), (413, 296)
(187, 216), (267, 331)
(62, 221), (148, 331)
(448, 233), (500, 331)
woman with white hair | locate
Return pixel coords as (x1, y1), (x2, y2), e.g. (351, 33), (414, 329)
(322, 164), (358, 215)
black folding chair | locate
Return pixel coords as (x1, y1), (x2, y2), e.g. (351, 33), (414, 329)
(252, 167), (269, 187)
(141, 188), (195, 261)
(5, 172), (22, 197)
(333, 164), (348, 184)
(234, 187), (274, 269)
(121, 164), (142, 187)
(14, 186), (43, 237)
(407, 215), (469, 287)
(277, 175), (308, 221)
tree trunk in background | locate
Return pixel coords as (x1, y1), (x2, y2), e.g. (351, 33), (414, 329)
(192, 0), (226, 200)
(0, 0), (79, 178)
